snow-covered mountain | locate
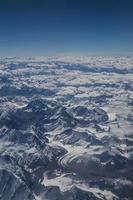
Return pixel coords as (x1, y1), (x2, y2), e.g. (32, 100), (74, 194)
(0, 56), (133, 200)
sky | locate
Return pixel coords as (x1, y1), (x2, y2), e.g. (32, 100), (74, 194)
(0, 0), (133, 56)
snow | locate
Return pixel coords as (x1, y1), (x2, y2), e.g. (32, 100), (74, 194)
(0, 55), (133, 200)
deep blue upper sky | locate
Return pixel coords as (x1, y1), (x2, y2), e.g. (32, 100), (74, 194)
(0, 0), (133, 56)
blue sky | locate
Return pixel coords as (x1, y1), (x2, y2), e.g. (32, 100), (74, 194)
(0, 0), (133, 56)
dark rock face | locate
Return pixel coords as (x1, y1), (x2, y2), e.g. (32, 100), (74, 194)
(0, 57), (133, 200)
(72, 106), (109, 124)
(0, 169), (35, 200)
